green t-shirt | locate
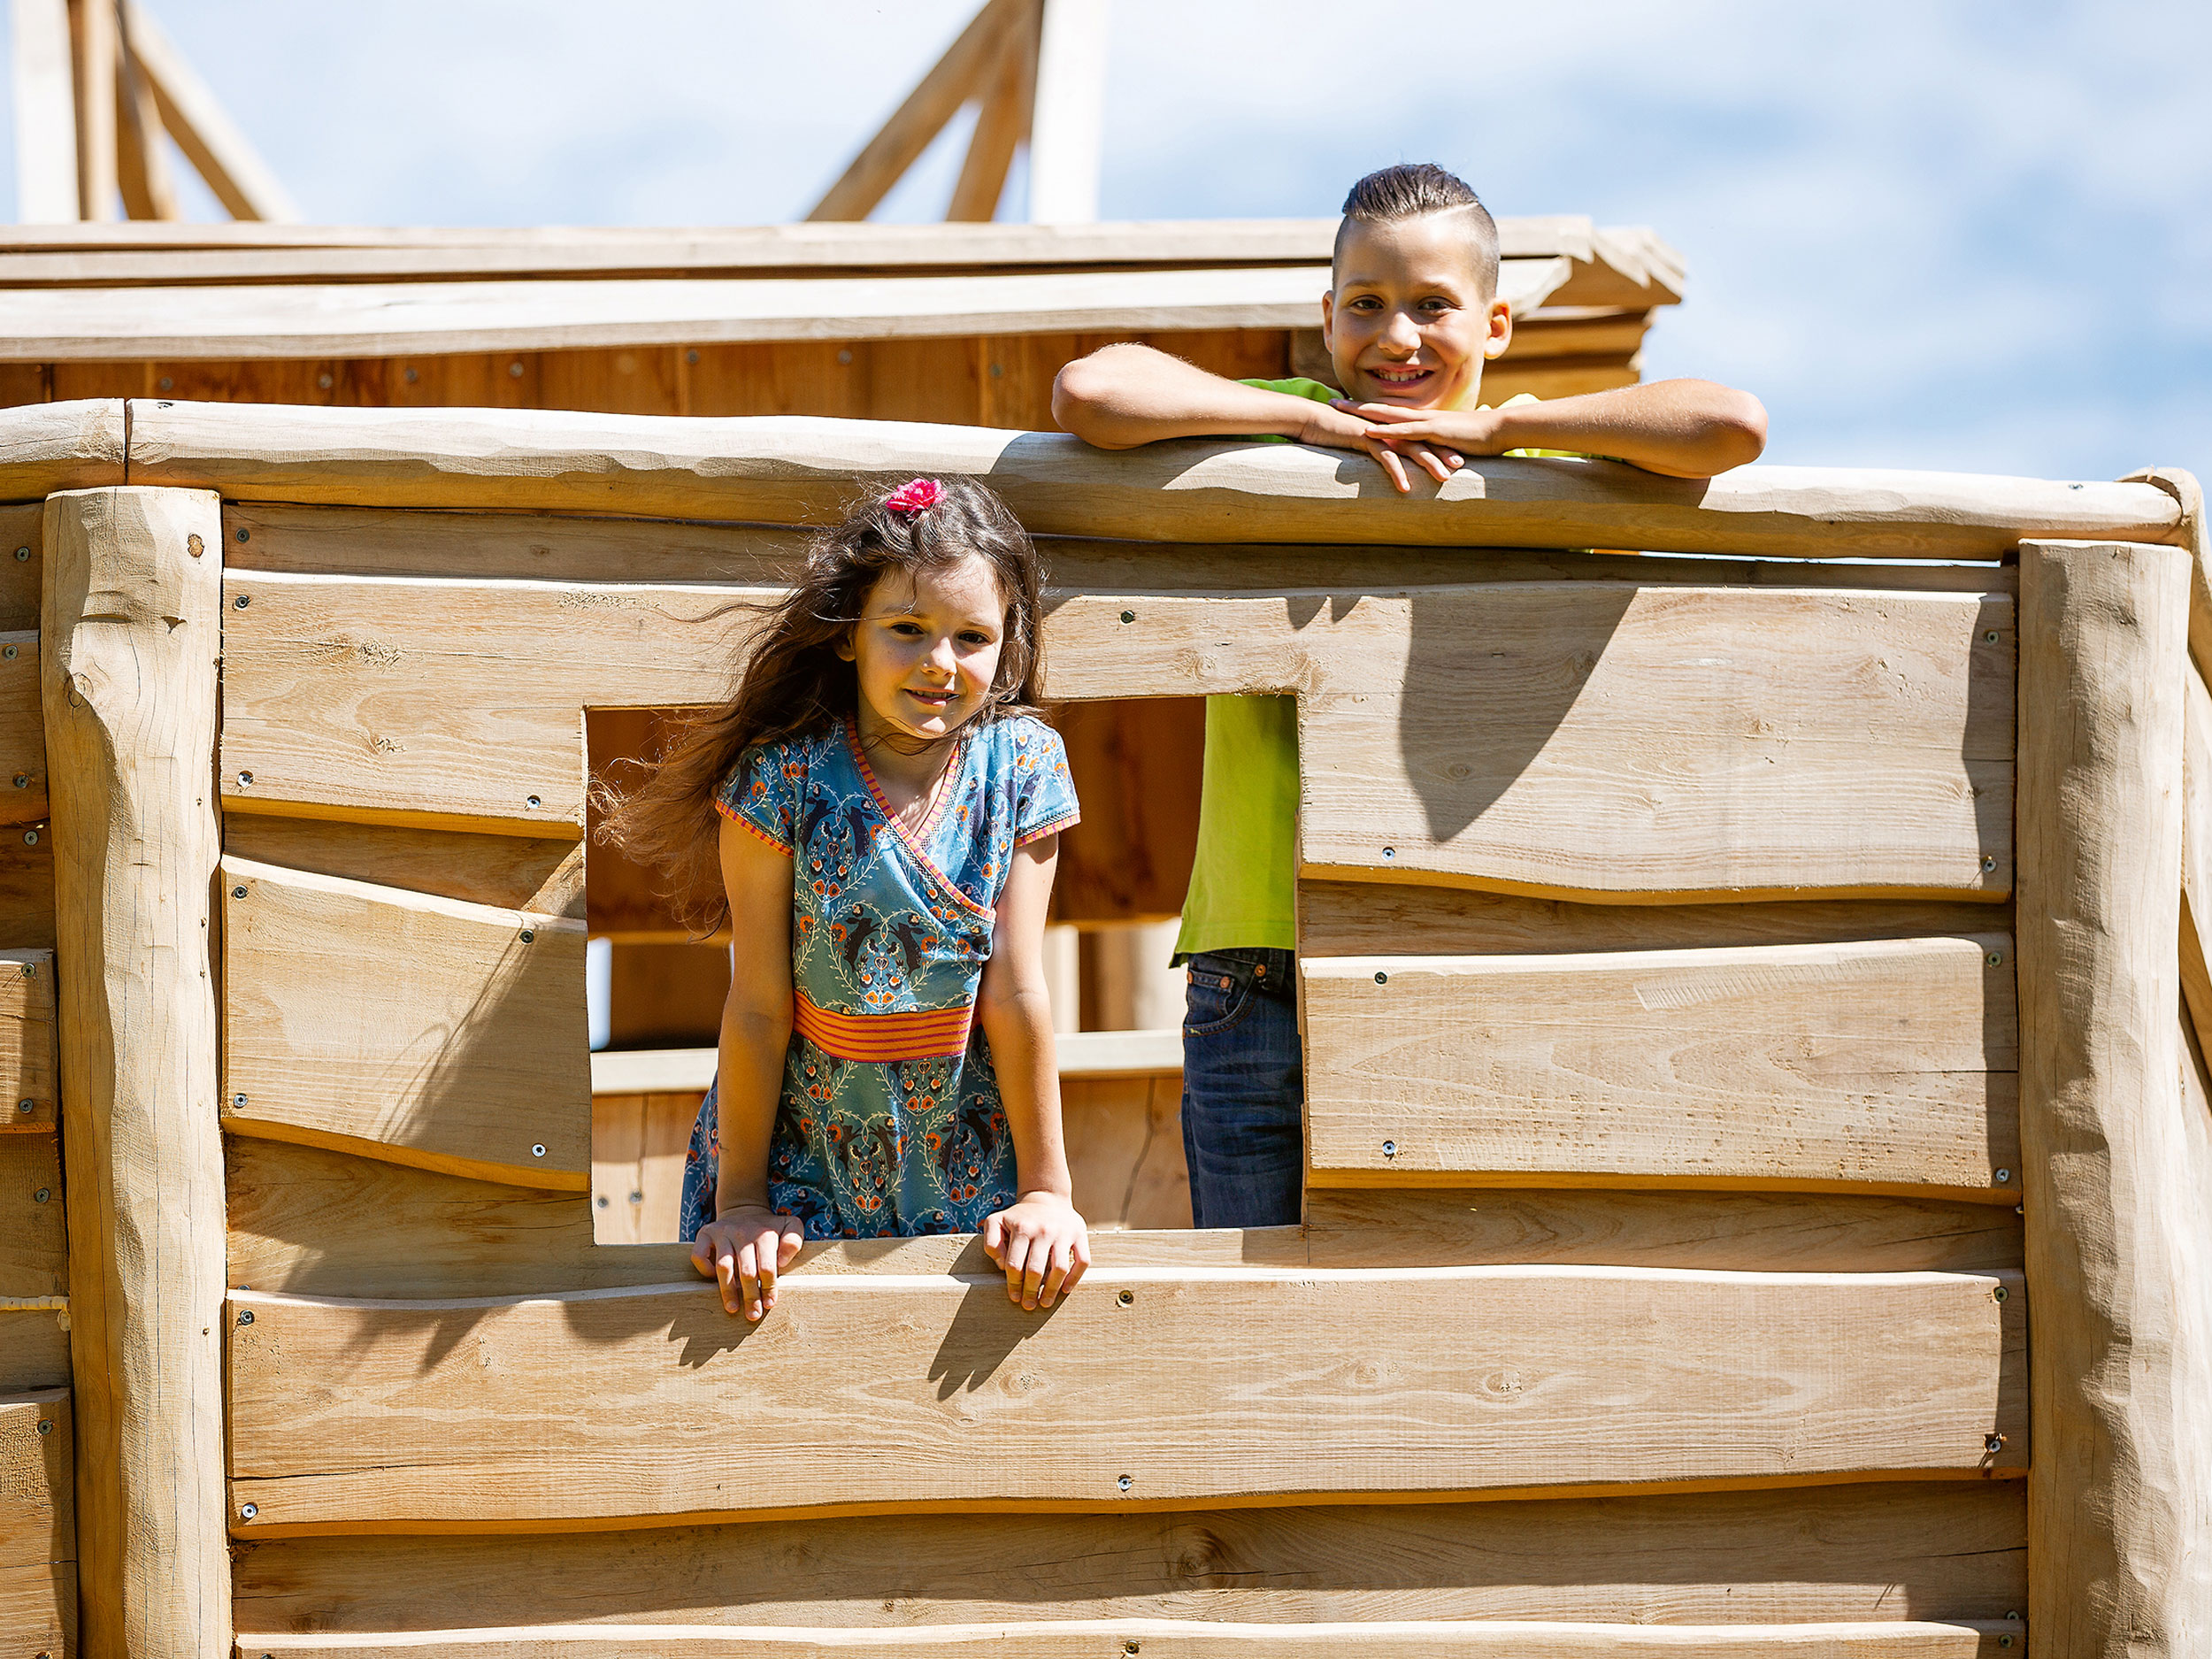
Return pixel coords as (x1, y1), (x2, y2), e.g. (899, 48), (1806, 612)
(1173, 378), (1552, 960)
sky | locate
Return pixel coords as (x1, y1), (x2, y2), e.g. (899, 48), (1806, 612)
(3, 0), (2206, 482)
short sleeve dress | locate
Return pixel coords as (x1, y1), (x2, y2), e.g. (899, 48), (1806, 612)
(676, 712), (1080, 1240)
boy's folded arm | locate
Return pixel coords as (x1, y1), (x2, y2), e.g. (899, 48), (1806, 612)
(1488, 379), (1769, 479)
(1052, 342), (1344, 449)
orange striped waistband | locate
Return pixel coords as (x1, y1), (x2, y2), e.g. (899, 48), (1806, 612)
(794, 990), (975, 1062)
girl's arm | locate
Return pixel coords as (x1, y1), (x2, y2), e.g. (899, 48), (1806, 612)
(976, 833), (1090, 1311)
(689, 814), (799, 1321)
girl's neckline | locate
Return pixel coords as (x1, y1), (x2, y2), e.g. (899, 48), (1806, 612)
(846, 716), (967, 848)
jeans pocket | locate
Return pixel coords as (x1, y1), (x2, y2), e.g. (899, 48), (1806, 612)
(1185, 965), (1259, 1037)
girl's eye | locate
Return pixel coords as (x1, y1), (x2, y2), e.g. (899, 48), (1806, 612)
(957, 632), (993, 648)
(888, 621), (926, 636)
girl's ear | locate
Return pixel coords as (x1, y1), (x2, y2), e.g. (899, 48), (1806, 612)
(833, 626), (856, 664)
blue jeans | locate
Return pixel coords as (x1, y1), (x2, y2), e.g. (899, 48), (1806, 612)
(1179, 948), (1303, 1229)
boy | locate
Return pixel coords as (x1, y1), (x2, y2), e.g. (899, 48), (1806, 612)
(1051, 163), (1767, 1230)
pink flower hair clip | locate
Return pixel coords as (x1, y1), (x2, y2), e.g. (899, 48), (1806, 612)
(884, 478), (943, 516)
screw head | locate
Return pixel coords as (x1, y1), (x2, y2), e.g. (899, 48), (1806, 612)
(234, 595), (250, 608)
(12, 774), (26, 788)
(526, 795), (541, 809)
(628, 1190), (642, 1203)
(686, 349), (701, 365)
(1117, 1289), (1134, 1308)
(1119, 610), (1136, 624)
(11, 547), (26, 562)
(509, 361), (526, 378)
(19, 829), (35, 846)
(405, 366), (421, 383)
(1125, 1645), (1140, 1656)
(837, 349), (853, 365)
(33, 1187), (49, 1202)
(1373, 971), (1387, 985)
(36, 1419), (51, 1435)
(237, 1310), (255, 1325)
(596, 1194), (610, 1209)
(235, 526), (250, 542)
(2000, 1639), (2013, 1650)
(1116, 1474), (1133, 1491)
(1381, 1140), (1397, 1158)
(1380, 846), (1395, 859)
(531, 1144), (548, 1159)
(1985, 1432), (2007, 1453)
(1994, 1168), (2012, 1184)
(1987, 952), (2004, 967)
(188, 534), (204, 557)
(519, 928), (535, 943)
(16, 1099), (31, 1114)
(1993, 1285), (2009, 1302)
(237, 772), (252, 786)
(1985, 629), (2000, 643)
(3, 645), (16, 660)
(1980, 855), (1997, 872)
(240, 1502), (258, 1520)
(232, 1094), (249, 1110)
(233, 886), (249, 899)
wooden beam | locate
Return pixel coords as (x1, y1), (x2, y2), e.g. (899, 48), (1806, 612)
(69, 0), (120, 222)
(1028, 0), (1109, 223)
(120, 402), (2186, 557)
(224, 1265), (2024, 1532)
(947, 0), (1039, 223)
(0, 1306), (70, 1392)
(2016, 536), (2212, 1652)
(0, 398), (128, 500)
(221, 816), (585, 921)
(10, 0), (81, 222)
(223, 1620), (2025, 1657)
(808, 0), (1025, 223)
(42, 484), (228, 1659)
(2181, 663), (2212, 1064)
(0, 636), (48, 829)
(0, 949), (58, 1136)
(113, 4), (179, 222)
(221, 856), (590, 1191)
(121, 0), (299, 221)
(2121, 465), (2208, 687)
(1302, 936), (2018, 1197)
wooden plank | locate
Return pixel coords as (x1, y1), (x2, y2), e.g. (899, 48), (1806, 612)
(71, 0), (120, 222)
(220, 571), (755, 835)
(0, 831), (58, 953)
(42, 484), (230, 1659)
(224, 1265), (2026, 1532)
(1279, 586), (2014, 902)
(1051, 697), (1203, 924)
(221, 856), (590, 1191)
(0, 398), (126, 501)
(114, 3), (180, 222)
(0, 1308), (69, 1393)
(945, 0), (1037, 223)
(0, 1560), (73, 1659)
(220, 816), (586, 920)
(8, 0), (79, 223)
(1304, 1189), (2022, 1274)
(0, 502), (44, 633)
(589, 1094), (647, 1247)
(123, 403), (2184, 558)
(2182, 664), (2212, 1062)
(121, 0), (300, 221)
(808, 0), (1027, 222)
(229, 1480), (2024, 1632)
(2015, 538), (2212, 1651)
(222, 1137), (1294, 1302)
(1063, 1073), (1191, 1229)
(0, 949), (57, 1134)
(1303, 936), (2019, 1198)
(1300, 881), (2013, 957)
(0, 1387), (72, 1573)
(0, 636), (47, 827)
(0, 1134), (65, 1297)
(225, 1619), (2024, 1656)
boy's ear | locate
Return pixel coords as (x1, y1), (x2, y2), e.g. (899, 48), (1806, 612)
(1484, 296), (1513, 362)
(1320, 288), (1335, 354)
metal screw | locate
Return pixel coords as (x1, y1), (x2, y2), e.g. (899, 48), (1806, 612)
(16, 1099), (31, 1114)
(1381, 1140), (1397, 1159)
(232, 1094), (249, 1111)
(1980, 855), (1997, 872)
(1993, 1285), (2009, 1302)
(509, 361), (526, 378)
(1994, 1168), (2012, 1184)
(1987, 952), (2004, 967)
(1380, 846), (1395, 859)
(2016, 1204), (2025, 1215)
(526, 795), (541, 809)
(404, 367), (420, 383)
(240, 1502), (258, 1520)
(237, 1310), (254, 1325)
(12, 547), (26, 562)
(519, 928), (535, 943)
(235, 526), (250, 542)
(686, 349), (701, 365)
(1119, 610), (1135, 624)
(234, 595), (250, 608)
(1116, 1474), (1133, 1491)
(1124, 1645), (1139, 1657)
(11, 775), (23, 789)
(1117, 1290), (1134, 1308)
(628, 1189), (642, 1204)
(531, 1144), (547, 1159)
(19, 962), (32, 978)
(2000, 1639), (2013, 1650)
(4, 645), (17, 660)
(1985, 1432), (2007, 1453)
(595, 1195), (609, 1209)
(237, 772), (252, 786)
(2006, 1611), (2020, 1621)
(317, 373), (334, 390)
(1373, 971), (1387, 985)
(188, 534), (204, 557)
(232, 886), (248, 899)
(20, 830), (35, 847)
(837, 349), (853, 365)
(33, 1187), (49, 1202)
(157, 376), (173, 392)
(36, 1420), (51, 1435)
(1985, 630), (2000, 643)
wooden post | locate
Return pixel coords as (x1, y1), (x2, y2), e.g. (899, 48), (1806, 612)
(42, 487), (228, 1659)
(68, 0), (119, 222)
(2017, 536), (2212, 1652)
(11, 0), (81, 222)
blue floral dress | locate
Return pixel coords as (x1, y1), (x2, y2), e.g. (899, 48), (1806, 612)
(677, 713), (1080, 1240)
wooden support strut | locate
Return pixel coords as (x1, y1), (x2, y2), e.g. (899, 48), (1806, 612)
(2016, 537), (2212, 1650)
(42, 487), (228, 1659)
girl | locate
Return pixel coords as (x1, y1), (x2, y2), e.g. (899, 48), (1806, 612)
(603, 476), (1089, 1322)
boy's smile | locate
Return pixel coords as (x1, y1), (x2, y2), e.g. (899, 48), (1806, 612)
(1324, 211), (1512, 412)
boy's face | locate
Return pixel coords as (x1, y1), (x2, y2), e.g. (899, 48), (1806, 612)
(1322, 212), (1511, 411)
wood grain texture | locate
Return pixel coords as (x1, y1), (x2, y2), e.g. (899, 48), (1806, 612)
(224, 1266), (2026, 1532)
(123, 402), (2182, 558)
(1303, 1189), (2023, 1273)
(221, 856), (590, 1190)
(0, 399), (124, 501)
(1062, 1074), (1193, 1231)
(2015, 537), (2212, 1648)
(220, 1620), (2024, 1656)
(0, 1559), (73, 1659)
(0, 1388), (71, 1575)
(0, 1133), (65, 1297)
(0, 950), (56, 1133)
(588, 1093), (695, 1247)
(0, 833), (56, 953)
(1299, 881), (2014, 958)
(2121, 465), (2209, 689)
(227, 1480), (2024, 1631)
(220, 570), (757, 834)
(2181, 664), (2212, 1064)
(0, 634), (46, 826)
(42, 485), (229, 1659)
(0, 503), (40, 632)
(0, 1310), (68, 1393)
(1302, 937), (2019, 1198)
(220, 816), (586, 920)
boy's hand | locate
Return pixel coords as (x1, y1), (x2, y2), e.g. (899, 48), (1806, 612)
(983, 1192), (1090, 1311)
(1334, 399), (1512, 482)
(693, 1203), (803, 1321)
(1294, 400), (1462, 494)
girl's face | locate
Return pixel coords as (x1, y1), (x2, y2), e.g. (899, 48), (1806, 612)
(839, 555), (1009, 745)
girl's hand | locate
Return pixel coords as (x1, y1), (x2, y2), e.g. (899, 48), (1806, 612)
(692, 1204), (803, 1321)
(983, 1193), (1090, 1311)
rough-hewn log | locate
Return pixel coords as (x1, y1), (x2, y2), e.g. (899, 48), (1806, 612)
(2016, 536), (2212, 1648)
(42, 486), (228, 1659)
(0, 399), (127, 500)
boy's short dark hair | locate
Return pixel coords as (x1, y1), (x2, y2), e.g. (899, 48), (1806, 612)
(1333, 163), (1500, 298)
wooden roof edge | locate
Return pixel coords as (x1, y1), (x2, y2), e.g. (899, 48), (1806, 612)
(27, 398), (2174, 561)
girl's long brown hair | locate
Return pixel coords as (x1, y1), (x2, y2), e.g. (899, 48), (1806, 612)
(597, 476), (1048, 932)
